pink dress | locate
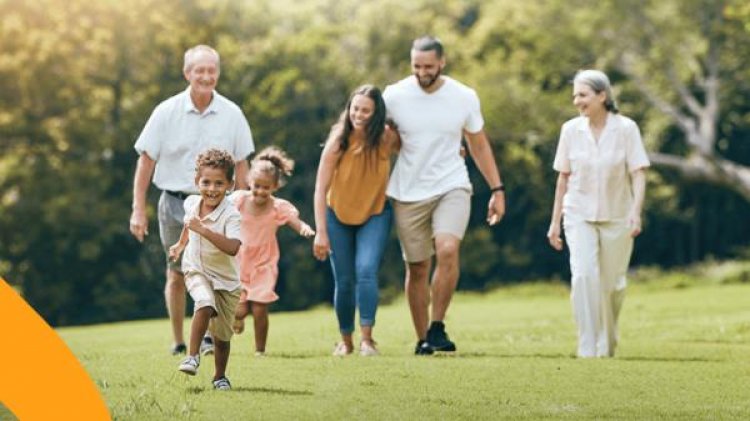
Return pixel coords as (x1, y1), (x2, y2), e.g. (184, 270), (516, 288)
(233, 193), (299, 303)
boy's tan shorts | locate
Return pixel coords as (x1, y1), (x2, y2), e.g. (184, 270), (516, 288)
(185, 272), (240, 342)
(391, 188), (471, 263)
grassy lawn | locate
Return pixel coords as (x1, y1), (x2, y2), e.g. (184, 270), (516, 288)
(59, 280), (750, 420)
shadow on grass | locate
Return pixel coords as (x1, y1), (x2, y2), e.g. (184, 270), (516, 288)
(454, 351), (575, 359)
(617, 355), (720, 363)
(186, 386), (313, 396)
(455, 352), (720, 363)
(264, 353), (319, 360)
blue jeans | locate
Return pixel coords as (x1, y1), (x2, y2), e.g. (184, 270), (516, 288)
(327, 204), (392, 334)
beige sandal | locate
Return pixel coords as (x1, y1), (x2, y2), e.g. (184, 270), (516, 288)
(332, 342), (353, 357)
(359, 340), (379, 357)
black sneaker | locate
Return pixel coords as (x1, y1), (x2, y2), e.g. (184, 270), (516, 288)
(426, 321), (456, 352)
(414, 339), (434, 355)
(171, 343), (187, 355)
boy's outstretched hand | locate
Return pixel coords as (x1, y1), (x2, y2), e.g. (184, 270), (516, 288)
(168, 243), (185, 262)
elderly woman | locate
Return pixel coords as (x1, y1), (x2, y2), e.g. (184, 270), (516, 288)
(547, 70), (649, 358)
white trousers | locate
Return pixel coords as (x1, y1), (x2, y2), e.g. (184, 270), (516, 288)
(563, 215), (633, 358)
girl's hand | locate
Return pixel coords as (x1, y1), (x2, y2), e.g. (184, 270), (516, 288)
(628, 210), (642, 238)
(547, 223), (564, 251)
(313, 232), (331, 261)
(168, 243), (184, 262)
(299, 222), (315, 238)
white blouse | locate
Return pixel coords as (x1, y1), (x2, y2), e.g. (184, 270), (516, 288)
(553, 113), (650, 221)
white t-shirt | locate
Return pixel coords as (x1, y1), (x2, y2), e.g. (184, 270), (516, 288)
(553, 113), (650, 221)
(181, 195), (242, 291)
(384, 76), (484, 202)
(134, 88), (254, 194)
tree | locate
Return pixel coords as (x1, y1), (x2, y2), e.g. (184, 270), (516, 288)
(2, 0), (748, 325)
(597, 0), (750, 200)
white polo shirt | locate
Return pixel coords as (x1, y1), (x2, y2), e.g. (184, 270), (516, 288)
(553, 113), (650, 222)
(384, 76), (484, 202)
(181, 195), (242, 291)
(134, 88), (255, 194)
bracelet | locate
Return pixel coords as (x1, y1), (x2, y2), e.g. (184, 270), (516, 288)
(490, 185), (505, 193)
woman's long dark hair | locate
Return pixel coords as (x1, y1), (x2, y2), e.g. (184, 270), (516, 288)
(327, 84), (386, 156)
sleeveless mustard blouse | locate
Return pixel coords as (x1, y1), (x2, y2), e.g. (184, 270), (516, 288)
(327, 135), (391, 225)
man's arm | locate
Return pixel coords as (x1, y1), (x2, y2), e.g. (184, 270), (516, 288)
(130, 153), (156, 242)
(385, 119), (401, 153)
(235, 159), (249, 190)
(464, 129), (505, 225)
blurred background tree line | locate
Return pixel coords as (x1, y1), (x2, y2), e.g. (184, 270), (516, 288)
(1, 0), (749, 326)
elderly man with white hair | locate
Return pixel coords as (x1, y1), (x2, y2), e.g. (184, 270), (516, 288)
(129, 45), (254, 356)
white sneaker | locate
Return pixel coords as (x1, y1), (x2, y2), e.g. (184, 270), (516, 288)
(359, 340), (379, 357)
(212, 377), (231, 391)
(178, 355), (200, 375)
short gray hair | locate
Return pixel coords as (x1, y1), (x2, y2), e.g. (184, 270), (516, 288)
(574, 69), (619, 114)
(183, 45), (220, 73)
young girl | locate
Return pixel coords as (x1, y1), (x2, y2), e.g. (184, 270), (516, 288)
(230, 146), (315, 356)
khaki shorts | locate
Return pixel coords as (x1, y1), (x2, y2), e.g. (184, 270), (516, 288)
(392, 188), (471, 263)
(185, 272), (240, 342)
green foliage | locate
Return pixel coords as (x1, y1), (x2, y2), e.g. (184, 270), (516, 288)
(60, 280), (750, 420)
(0, 403), (16, 421)
(2, 0), (750, 324)
(630, 259), (750, 290)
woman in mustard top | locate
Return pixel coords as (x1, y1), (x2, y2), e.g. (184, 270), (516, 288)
(313, 85), (400, 356)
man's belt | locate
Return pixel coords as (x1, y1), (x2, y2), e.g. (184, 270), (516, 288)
(165, 190), (192, 200)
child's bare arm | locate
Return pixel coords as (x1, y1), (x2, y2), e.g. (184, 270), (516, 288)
(168, 225), (189, 262)
(186, 216), (242, 256)
(287, 216), (315, 238)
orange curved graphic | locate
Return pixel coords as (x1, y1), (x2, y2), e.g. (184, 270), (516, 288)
(0, 277), (111, 420)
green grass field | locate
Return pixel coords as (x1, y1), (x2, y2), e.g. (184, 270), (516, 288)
(59, 276), (750, 420)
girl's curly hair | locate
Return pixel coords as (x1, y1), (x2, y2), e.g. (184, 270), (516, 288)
(251, 146), (294, 186)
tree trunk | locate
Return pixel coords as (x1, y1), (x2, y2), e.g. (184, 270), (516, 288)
(649, 152), (750, 202)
